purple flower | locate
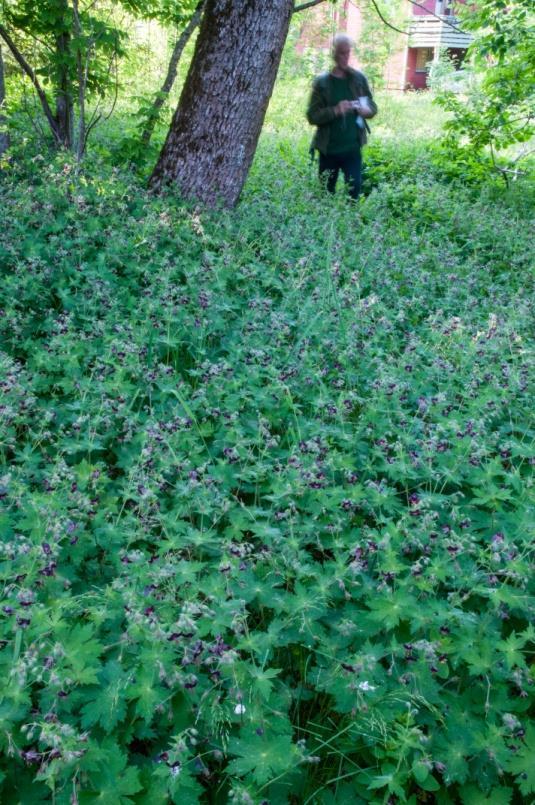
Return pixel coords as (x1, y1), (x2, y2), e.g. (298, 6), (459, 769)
(223, 447), (239, 463)
(21, 750), (41, 765)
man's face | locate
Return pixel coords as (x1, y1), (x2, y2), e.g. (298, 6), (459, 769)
(334, 43), (351, 72)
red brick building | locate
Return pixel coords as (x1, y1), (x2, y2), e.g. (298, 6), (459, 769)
(298, 0), (472, 90)
(404, 0), (471, 89)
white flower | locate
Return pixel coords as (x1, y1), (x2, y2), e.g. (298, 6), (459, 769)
(358, 681), (376, 692)
(234, 703), (246, 715)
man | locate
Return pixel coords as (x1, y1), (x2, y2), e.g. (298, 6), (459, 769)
(307, 34), (377, 199)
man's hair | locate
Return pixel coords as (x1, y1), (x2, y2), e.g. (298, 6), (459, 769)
(332, 33), (353, 53)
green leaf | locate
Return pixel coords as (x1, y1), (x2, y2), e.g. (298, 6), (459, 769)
(80, 661), (129, 733)
(80, 739), (142, 804)
(419, 774), (440, 792)
(437, 741), (470, 785)
(412, 760), (429, 784)
(129, 669), (162, 723)
(496, 632), (527, 670)
(505, 725), (535, 795)
(227, 731), (298, 785)
(247, 664), (282, 701)
(460, 785), (513, 804)
(57, 623), (103, 685)
(368, 773), (394, 790)
(366, 589), (416, 629)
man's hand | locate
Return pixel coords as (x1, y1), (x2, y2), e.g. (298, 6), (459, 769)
(354, 102), (374, 119)
(353, 97), (375, 119)
(334, 100), (353, 117)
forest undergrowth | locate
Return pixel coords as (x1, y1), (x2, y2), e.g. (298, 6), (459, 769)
(0, 88), (534, 803)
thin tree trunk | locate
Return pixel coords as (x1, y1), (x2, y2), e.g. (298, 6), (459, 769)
(0, 43), (9, 156)
(149, 0), (295, 208)
(0, 24), (62, 145)
(72, 0), (86, 164)
(55, 9), (74, 149)
(141, 1), (204, 148)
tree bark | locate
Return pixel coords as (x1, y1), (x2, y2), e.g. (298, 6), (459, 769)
(141, 1), (204, 148)
(55, 4), (74, 150)
(149, 0), (295, 207)
(72, 0), (86, 163)
(0, 44), (9, 156)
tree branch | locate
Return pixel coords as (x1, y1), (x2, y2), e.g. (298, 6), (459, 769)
(293, 0), (465, 37)
(21, 77), (47, 144)
(141, 0), (205, 147)
(83, 111), (102, 150)
(348, 0), (409, 35)
(82, 30), (120, 151)
(0, 43), (9, 156)
(0, 24), (61, 143)
(294, 0), (409, 35)
(102, 50), (119, 122)
(405, 0), (467, 34)
(293, 0), (326, 12)
(366, 0), (410, 34)
(512, 146), (535, 164)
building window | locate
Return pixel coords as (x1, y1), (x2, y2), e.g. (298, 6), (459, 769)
(415, 48), (434, 72)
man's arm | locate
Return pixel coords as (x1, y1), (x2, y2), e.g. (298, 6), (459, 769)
(358, 75), (378, 120)
(307, 78), (332, 126)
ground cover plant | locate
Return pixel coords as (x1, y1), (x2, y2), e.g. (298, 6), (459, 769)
(0, 85), (534, 803)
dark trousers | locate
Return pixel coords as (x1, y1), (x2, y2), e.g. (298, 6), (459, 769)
(319, 150), (362, 199)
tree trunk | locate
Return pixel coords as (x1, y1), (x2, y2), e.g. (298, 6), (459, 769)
(72, 0), (90, 164)
(0, 43), (9, 156)
(149, 0), (294, 207)
(55, 25), (74, 149)
(141, 1), (204, 148)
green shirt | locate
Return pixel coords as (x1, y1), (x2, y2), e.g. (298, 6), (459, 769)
(326, 76), (359, 155)
(306, 68), (377, 155)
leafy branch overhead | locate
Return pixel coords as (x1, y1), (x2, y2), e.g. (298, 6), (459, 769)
(436, 0), (535, 166)
(0, 0), (128, 152)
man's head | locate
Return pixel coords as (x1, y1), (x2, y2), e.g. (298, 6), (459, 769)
(332, 33), (353, 73)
